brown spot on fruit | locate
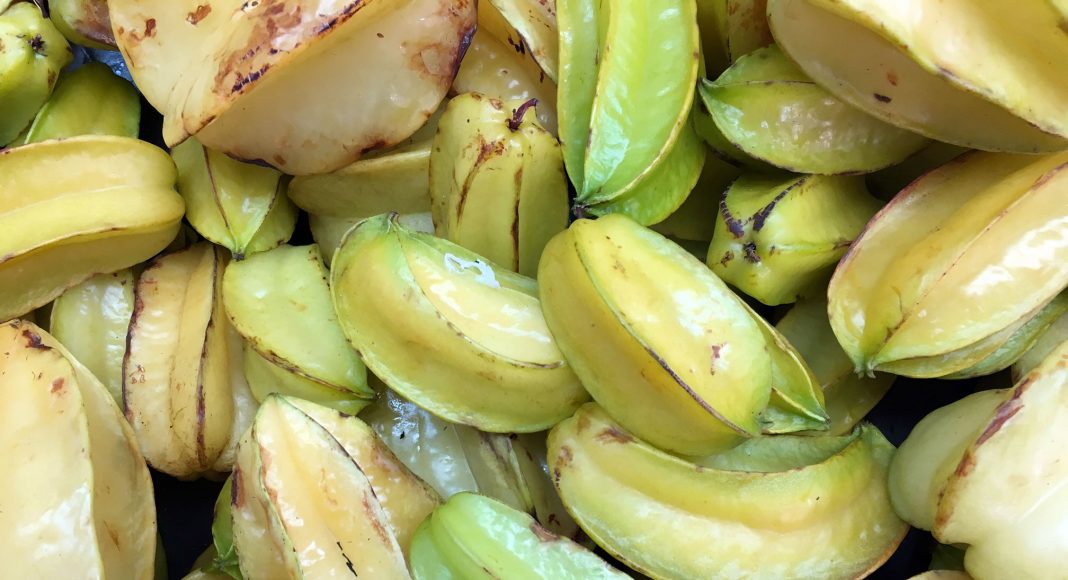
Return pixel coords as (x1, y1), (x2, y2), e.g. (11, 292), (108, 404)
(710, 343), (723, 374)
(21, 330), (49, 350)
(742, 242), (760, 263)
(874, 93), (892, 103)
(595, 426), (633, 444)
(886, 71), (898, 86)
(530, 523), (558, 543)
(975, 381), (1028, 447)
(144, 18), (157, 38)
(187, 4), (212, 25)
(362, 494), (392, 545)
(231, 467), (245, 508)
(50, 378), (65, 394)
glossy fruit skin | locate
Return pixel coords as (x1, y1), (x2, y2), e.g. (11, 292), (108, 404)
(0, 320), (157, 579)
(548, 403), (908, 580)
(230, 395), (437, 579)
(539, 213), (826, 457)
(409, 493), (627, 579)
(430, 93), (568, 277)
(110, 0), (476, 175)
(20, 61), (140, 144)
(707, 172), (882, 306)
(331, 213), (587, 433)
(700, 44), (927, 175)
(172, 138), (296, 258)
(49, 0), (115, 49)
(0, 136), (185, 322)
(768, 0), (1068, 153)
(0, 2), (72, 145)
(558, 0), (705, 224)
(890, 339), (1068, 579)
(830, 151), (1068, 378)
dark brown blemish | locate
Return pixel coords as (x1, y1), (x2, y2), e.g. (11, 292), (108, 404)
(742, 242), (760, 263)
(974, 381), (1028, 447)
(886, 72), (898, 86)
(28, 34), (45, 55)
(187, 4), (212, 24)
(50, 377), (65, 394)
(710, 343), (723, 374)
(719, 199), (746, 238)
(719, 250), (734, 267)
(338, 541), (358, 576)
(595, 427), (633, 444)
(231, 466), (245, 508)
(874, 93), (892, 103)
(231, 64), (270, 94)
(21, 330), (49, 350)
(553, 445), (574, 482)
(144, 18), (157, 38)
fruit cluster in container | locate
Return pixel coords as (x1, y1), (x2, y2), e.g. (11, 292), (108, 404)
(2, 0), (1067, 578)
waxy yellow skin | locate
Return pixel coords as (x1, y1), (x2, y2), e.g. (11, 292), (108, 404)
(332, 214), (587, 433)
(454, 1), (558, 132)
(830, 151), (1068, 377)
(172, 137), (296, 257)
(0, 136), (184, 322)
(231, 395), (437, 579)
(21, 61), (140, 144)
(708, 172), (881, 306)
(768, 0), (1068, 153)
(0, 2), (72, 145)
(123, 243), (242, 479)
(50, 269), (136, 405)
(0, 320), (156, 579)
(539, 213), (825, 456)
(430, 93), (568, 277)
(223, 244), (371, 409)
(548, 404), (907, 580)
(890, 340), (1068, 579)
(700, 44), (927, 175)
(110, 0), (476, 174)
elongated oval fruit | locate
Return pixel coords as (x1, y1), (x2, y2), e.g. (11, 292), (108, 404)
(700, 44), (928, 175)
(332, 213), (587, 433)
(548, 403), (907, 579)
(696, 0), (774, 76)
(767, 0), (1068, 153)
(49, 0), (114, 49)
(776, 296), (894, 436)
(0, 136), (184, 322)
(173, 138), (296, 258)
(50, 269), (136, 405)
(558, 0), (705, 224)
(488, 0), (558, 81)
(454, 1), (558, 132)
(223, 244), (371, 405)
(123, 243), (236, 479)
(889, 339), (1068, 579)
(110, 0), (475, 174)
(430, 93), (568, 277)
(708, 172), (882, 306)
(829, 151), (1068, 377)
(22, 61), (140, 144)
(231, 395), (437, 579)
(0, 320), (156, 579)
(361, 382), (579, 538)
(539, 213), (826, 456)
(409, 493), (627, 579)
(0, 2), (72, 145)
